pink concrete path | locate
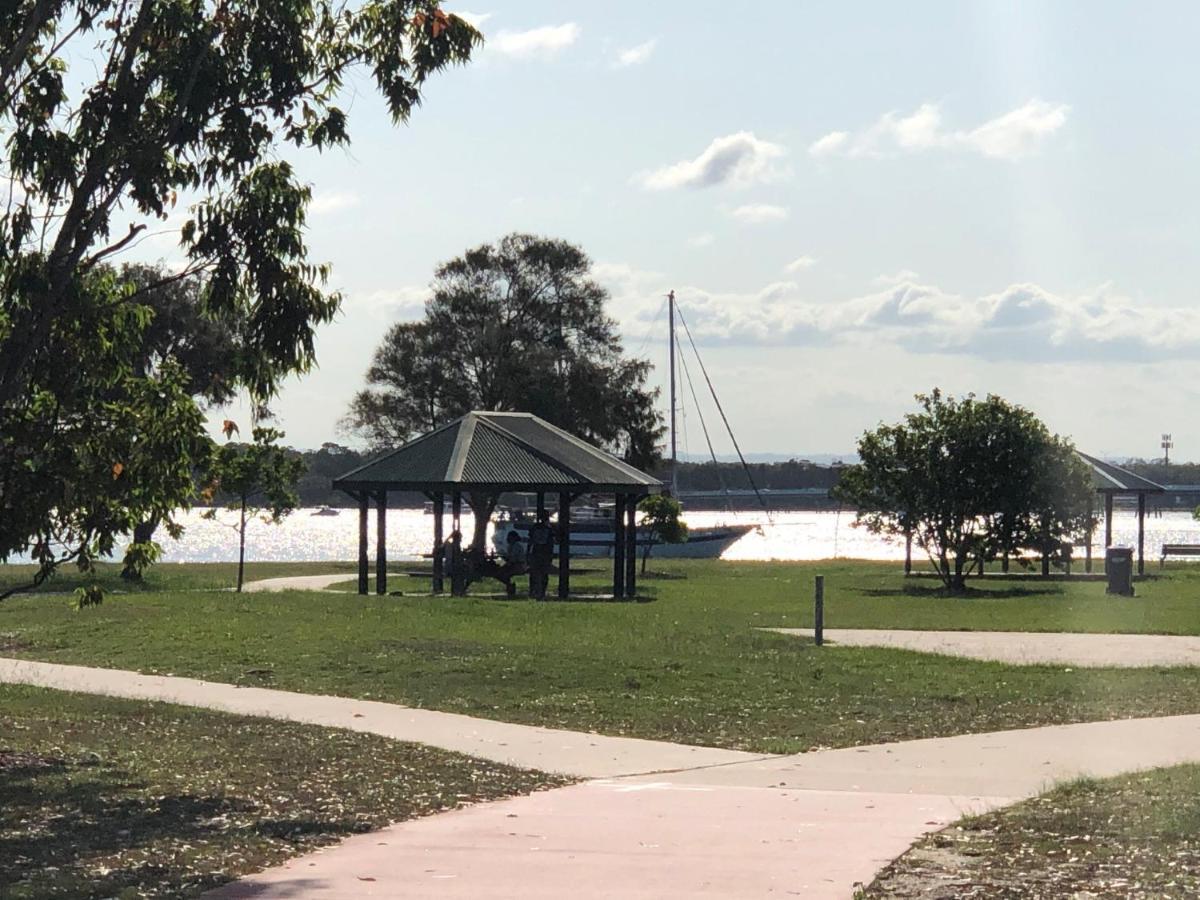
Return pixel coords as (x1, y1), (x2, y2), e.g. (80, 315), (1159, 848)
(207, 714), (1200, 899)
(6, 658), (1200, 897)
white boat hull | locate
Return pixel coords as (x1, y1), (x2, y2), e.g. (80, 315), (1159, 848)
(492, 522), (755, 559)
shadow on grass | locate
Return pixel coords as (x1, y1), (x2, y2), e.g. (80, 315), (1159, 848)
(863, 583), (1066, 600)
(0, 754), (364, 899)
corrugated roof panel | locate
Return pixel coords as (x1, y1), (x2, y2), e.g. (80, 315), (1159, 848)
(335, 421), (458, 484)
(332, 411), (665, 492)
(459, 420), (577, 484)
(1077, 451), (1164, 493)
(480, 413), (660, 486)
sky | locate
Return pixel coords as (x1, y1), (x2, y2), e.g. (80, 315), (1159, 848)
(133, 1), (1200, 460)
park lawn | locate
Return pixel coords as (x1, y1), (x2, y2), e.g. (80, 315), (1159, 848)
(864, 763), (1200, 898)
(6, 561), (1200, 753)
(0, 684), (564, 900)
(330, 557), (1200, 635)
(0, 560), (356, 596)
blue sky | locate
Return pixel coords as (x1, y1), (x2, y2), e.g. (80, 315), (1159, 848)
(157, 1), (1200, 459)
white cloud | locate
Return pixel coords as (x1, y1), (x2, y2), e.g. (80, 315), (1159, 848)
(638, 132), (786, 191)
(731, 203), (789, 224)
(309, 190), (360, 215)
(615, 39), (657, 67)
(351, 286), (429, 323)
(688, 233), (715, 247)
(810, 99), (1069, 161)
(873, 270), (920, 286)
(964, 99), (1070, 159)
(457, 10), (493, 29)
(809, 131), (849, 157)
(784, 255), (818, 273)
(598, 262), (1200, 364)
(490, 23), (580, 60)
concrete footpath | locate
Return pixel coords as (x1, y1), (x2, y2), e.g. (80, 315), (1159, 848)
(5, 658), (1200, 897)
(210, 714), (1200, 899)
(241, 573), (355, 592)
(0, 657), (761, 778)
(767, 627), (1200, 668)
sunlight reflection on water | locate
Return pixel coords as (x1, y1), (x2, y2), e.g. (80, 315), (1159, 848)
(109, 507), (1200, 563)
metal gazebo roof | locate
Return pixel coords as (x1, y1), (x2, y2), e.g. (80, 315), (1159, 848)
(333, 411), (664, 494)
(1076, 451), (1165, 494)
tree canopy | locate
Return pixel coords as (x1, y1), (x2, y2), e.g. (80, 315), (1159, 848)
(344, 233), (665, 469)
(0, 1), (480, 598)
(834, 390), (1094, 592)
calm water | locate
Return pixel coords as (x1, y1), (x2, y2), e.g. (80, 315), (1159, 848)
(61, 506), (1200, 564)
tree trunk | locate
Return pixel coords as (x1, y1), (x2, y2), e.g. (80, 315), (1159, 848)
(236, 496), (246, 593)
(641, 540), (656, 574)
(950, 553), (968, 594)
(466, 491), (497, 552)
(120, 516), (160, 580)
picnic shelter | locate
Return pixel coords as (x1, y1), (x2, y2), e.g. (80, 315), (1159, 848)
(332, 411), (664, 598)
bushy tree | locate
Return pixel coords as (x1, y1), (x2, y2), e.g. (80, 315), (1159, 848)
(0, 2), (480, 597)
(203, 426), (305, 592)
(117, 262), (244, 578)
(344, 234), (665, 468)
(835, 390), (1093, 593)
(638, 494), (688, 573)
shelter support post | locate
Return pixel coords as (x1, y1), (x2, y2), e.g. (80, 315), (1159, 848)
(625, 497), (637, 598)
(613, 495), (626, 598)
(376, 490), (388, 595)
(451, 491), (463, 596)
(536, 492), (546, 519)
(357, 493), (369, 596)
(1104, 493), (1114, 550)
(432, 492), (444, 594)
(1137, 493), (1146, 575)
(1085, 523), (1093, 574)
(558, 492), (571, 599)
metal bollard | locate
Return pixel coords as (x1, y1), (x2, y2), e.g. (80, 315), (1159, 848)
(814, 574), (824, 646)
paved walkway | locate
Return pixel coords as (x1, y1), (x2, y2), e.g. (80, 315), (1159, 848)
(0, 658), (760, 778)
(766, 627), (1200, 667)
(241, 573), (354, 592)
(6, 657), (1200, 897)
(208, 714), (1200, 899)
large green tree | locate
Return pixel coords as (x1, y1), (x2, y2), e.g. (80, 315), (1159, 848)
(0, 2), (479, 598)
(117, 262), (244, 578)
(345, 233), (666, 467)
(834, 390), (1093, 593)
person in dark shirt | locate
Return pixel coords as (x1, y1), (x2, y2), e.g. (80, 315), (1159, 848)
(527, 511), (554, 599)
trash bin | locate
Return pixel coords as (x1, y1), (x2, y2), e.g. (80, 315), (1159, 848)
(1105, 547), (1134, 596)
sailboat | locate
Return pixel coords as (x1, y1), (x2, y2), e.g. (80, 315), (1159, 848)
(490, 291), (759, 559)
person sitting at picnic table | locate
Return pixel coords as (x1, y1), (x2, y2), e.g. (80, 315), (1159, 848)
(497, 529), (528, 596)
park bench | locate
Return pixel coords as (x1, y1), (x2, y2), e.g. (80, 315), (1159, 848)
(1161, 544), (1200, 566)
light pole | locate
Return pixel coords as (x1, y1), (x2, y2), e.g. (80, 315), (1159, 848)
(1162, 433), (1173, 466)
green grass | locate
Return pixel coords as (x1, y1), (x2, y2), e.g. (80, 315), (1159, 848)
(865, 764), (1200, 898)
(0, 684), (564, 899)
(0, 561), (356, 595)
(6, 560), (1200, 753)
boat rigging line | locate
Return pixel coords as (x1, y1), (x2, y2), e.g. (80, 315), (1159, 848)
(678, 345), (734, 513)
(673, 302), (774, 524)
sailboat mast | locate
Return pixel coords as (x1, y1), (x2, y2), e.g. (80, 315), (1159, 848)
(668, 290), (678, 496)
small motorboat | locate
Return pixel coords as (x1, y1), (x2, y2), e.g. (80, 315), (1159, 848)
(311, 506), (341, 517)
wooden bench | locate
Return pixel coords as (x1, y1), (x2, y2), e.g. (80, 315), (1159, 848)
(1161, 544), (1200, 566)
